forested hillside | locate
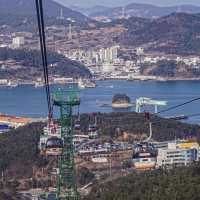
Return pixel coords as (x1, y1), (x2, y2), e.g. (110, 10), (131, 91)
(0, 112), (199, 178)
(84, 163), (200, 200)
(0, 48), (91, 80)
(117, 13), (200, 55)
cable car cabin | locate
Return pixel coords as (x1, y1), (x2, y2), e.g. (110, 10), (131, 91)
(74, 121), (81, 131)
(39, 136), (48, 155)
(88, 124), (98, 139)
(45, 137), (63, 156)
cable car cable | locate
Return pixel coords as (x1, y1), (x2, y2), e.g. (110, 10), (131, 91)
(35, 0), (53, 119)
(157, 97), (200, 114)
(37, 0), (52, 117)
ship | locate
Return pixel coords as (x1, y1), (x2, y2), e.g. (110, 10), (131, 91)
(78, 78), (96, 89)
(34, 82), (44, 88)
(0, 80), (18, 88)
(7, 81), (18, 88)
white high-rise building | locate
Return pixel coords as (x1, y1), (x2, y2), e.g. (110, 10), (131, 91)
(99, 48), (105, 62)
(12, 37), (25, 48)
(110, 46), (119, 61)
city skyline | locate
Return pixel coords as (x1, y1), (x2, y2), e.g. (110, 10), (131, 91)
(55, 0), (200, 7)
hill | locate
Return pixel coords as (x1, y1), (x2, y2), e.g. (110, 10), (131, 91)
(0, 112), (199, 196)
(1, 112), (200, 176)
(80, 112), (200, 141)
(88, 3), (200, 19)
(117, 13), (200, 55)
(84, 163), (200, 200)
(0, 48), (91, 80)
(0, 0), (92, 31)
(0, 0), (89, 22)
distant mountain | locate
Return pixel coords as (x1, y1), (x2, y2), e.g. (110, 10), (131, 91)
(117, 13), (200, 55)
(0, 0), (93, 32)
(88, 3), (200, 19)
(70, 5), (111, 16)
(0, 0), (89, 22)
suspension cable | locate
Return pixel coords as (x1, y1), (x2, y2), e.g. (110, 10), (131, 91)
(35, 0), (53, 120)
(157, 97), (200, 114)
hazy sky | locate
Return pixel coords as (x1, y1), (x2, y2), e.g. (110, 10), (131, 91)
(55, 0), (200, 7)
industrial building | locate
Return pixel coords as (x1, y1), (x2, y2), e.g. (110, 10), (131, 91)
(156, 142), (199, 168)
(131, 141), (200, 170)
(0, 114), (33, 128)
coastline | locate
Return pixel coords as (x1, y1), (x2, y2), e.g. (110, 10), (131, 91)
(104, 76), (200, 82)
(112, 103), (133, 109)
(0, 79), (199, 124)
(1, 76), (200, 88)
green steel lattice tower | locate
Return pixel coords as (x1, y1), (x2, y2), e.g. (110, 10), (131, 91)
(53, 89), (80, 200)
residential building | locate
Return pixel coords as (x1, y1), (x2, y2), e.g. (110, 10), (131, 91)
(157, 142), (198, 168)
(12, 36), (25, 48)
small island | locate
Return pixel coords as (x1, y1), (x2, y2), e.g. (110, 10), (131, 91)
(112, 94), (132, 108)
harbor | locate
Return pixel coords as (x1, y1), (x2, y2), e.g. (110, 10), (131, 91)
(0, 80), (199, 123)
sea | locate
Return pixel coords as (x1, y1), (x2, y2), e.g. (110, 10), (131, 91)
(0, 80), (200, 124)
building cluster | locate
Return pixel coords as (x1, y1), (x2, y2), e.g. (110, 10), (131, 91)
(141, 54), (200, 67)
(132, 140), (200, 170)
(0, 114), (33, 131)
(65, 45), (141, 78)
(64, 45), (200, 79)
(0, 31), (38, 49)
(65, 45), (119, 64)
(1, 25), (200, 81)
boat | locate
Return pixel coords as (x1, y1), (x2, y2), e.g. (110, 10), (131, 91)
(96, 100), (110, 107)
(34, 82), (44, 88)
(78, 79), (96, 89)
(166, 115), (189, 120)
(0, 80), (18, 88)
(78, 79), (85, 89)
(106, 85), (114, 89)
(85, 82), (96, 88)
(8, 81), (18, 88)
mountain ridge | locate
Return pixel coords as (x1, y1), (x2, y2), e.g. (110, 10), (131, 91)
(115, 12), (200, 55)
(83, 3), (200, 19)
(0, 0), (89, 23)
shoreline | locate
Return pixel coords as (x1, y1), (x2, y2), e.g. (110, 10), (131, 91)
(1, 77), (200, 88)
(112, 103), (132, 108)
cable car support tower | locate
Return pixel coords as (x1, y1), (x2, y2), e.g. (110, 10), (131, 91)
(53, 90), (80, 200)
(35, 0), (80, 199)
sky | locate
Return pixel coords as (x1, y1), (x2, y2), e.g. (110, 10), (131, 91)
(55, 0), (200, 8)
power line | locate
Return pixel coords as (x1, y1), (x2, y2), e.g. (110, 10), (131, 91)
(157, 97), (200, 114)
